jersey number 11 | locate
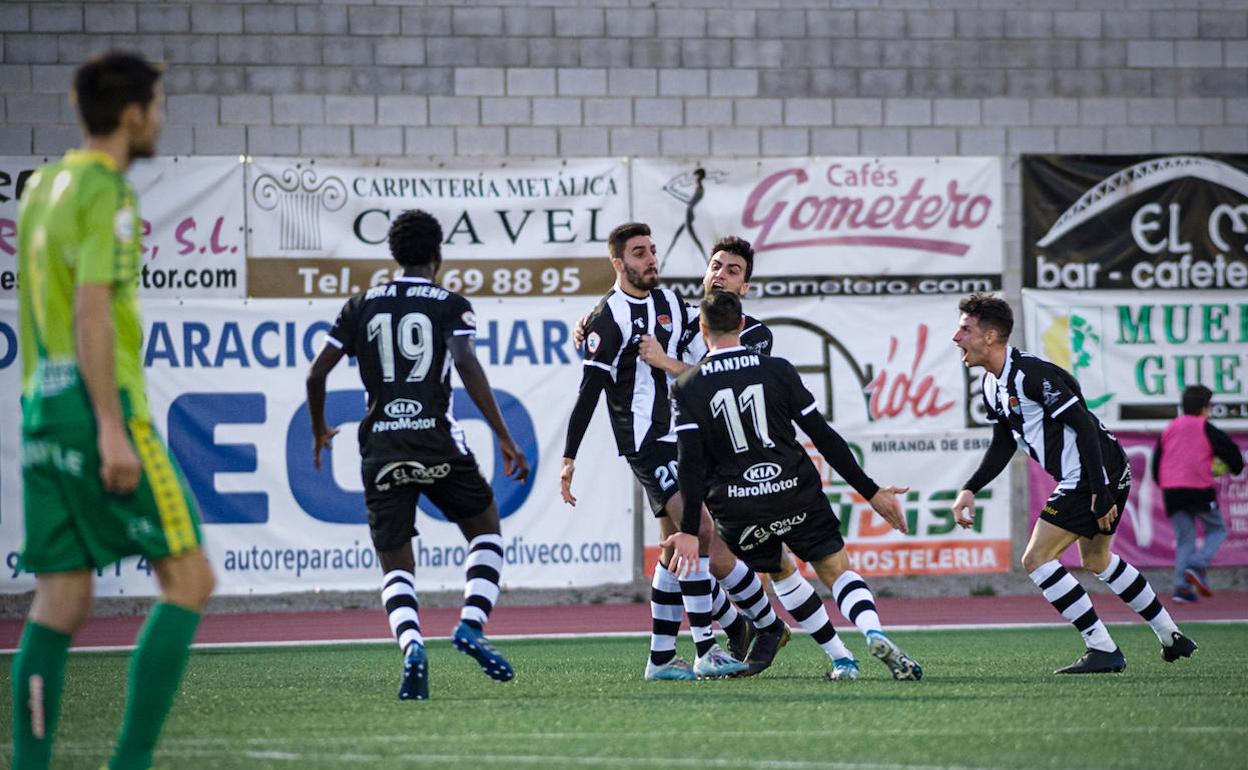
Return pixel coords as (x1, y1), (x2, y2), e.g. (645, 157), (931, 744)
(710, 384), (775, 453)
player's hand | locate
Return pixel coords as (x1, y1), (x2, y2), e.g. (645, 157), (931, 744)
(98, 422), (141, 495)
(1097, 504), (1119, 535)
(312, 425), (340, 470)
(573, 314), (589, 351)
(951, 488), (977, 529)
(500, 437), (530, 483)
(869, 486), (910, 534)
(638, 335), (670, 370)
(560, 457), (577, 506)
(662, 532), (700, 578)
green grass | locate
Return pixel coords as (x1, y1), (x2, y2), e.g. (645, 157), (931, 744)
(3, 624), (1246, 770)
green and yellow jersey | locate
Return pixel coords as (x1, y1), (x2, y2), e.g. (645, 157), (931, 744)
(18, 149), (148, 430)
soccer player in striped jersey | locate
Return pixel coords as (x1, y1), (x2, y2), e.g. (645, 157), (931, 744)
(950, 293), (1197, 674)
(669, 292), (922, 682)
(307, 210), (530, 700)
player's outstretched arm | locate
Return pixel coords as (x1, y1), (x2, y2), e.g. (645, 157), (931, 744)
(77, 283), (140, 495)
(450, 336), (529, 483)
(953, 419), (1014, 528)
(306, 343), (344, 470)
(559, 367), (609, 506)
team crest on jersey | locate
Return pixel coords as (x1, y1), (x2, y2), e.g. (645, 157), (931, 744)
(586, 332), (601, 354)
(114, 208), (135, 242)
(461, 310), (476, 329)
(657, 314), (672, 332)
(1008, 396), (1021, 414)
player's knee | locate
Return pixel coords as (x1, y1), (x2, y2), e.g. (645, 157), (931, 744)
(31, 574), (93, 633)
(1080, 552), (1110, 574)
(1020, 550), (1044, 574)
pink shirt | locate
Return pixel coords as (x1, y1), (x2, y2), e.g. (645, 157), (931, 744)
(1158, 414), (1214, 490)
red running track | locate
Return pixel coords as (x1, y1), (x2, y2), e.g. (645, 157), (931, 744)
(3, 592), (1246, 652)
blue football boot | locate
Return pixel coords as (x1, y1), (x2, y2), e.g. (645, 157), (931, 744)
(452, 621), (515, 682)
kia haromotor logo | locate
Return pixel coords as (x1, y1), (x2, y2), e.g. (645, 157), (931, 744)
(743, 462), (782, 483)
(384, 399), (423, 419)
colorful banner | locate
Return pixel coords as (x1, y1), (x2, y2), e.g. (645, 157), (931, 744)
(1028, 432), (1248, 569)
(0, 156), (246, 299)
(0, 299), (632, 596)
(644, 430), (1011, 578)
(1022, 290), (1248, 428)
(245, 158), (628, 298)
(1023, 154), (1248, 291)
(633, 157), (1003, 298)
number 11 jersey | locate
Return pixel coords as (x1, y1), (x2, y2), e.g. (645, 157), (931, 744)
(326, 276), (477, 462)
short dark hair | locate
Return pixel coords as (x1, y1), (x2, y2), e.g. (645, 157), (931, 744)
(700, 290), (742, 335)
(1181, 384), (1213, 416)
(73, 51), (163, 137)
(388, 210), (443, 267)
(958, 292), (1013, 339)
(608, 222), (650, 260)
(710, 236), (755, 281)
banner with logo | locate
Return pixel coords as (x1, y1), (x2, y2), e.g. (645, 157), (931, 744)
(1028, 432), (1248, 569)
(644, 430), (1012, 578)
(0, 299), (632, 596)
(1022, 290), (1248, 428)
(0, 156), (246, 299)
(633, 158), (1003, 299)
(245, 158), (629, 299)
(1023, 154), (1248, 291)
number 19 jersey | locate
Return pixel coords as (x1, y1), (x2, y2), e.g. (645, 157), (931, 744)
(326, 276), (476, 462)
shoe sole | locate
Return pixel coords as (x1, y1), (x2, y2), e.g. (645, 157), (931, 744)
(398, 657), (428, 700)
(1184, 569), (1214, 597)
(695, 663), (750, 679)
(869, 635), (923, 681)
(645, 670), (697, 681)
(453, 635), (515, 682)
(1055, 665), (1126, 674)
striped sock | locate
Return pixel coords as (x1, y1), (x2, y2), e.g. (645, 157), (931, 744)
(1097, 554), (1179, 643)
(1030, 561), (1115, 651)
(710, 579), (742, 628)
(832, 570), (883, 637)
(650, 564), (683, 665)
(460, 534), (504, 631)
(382, 570), (423, 653)
(722, 560), (783, 631)
(772, 573), (853, 661)
(679, 556), (717, 658)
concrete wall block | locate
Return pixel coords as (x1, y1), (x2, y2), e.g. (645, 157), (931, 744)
(811, 70), (857, 97)
(610, 127), (660, 156)
(405, 127), (455, 156)
(509, 127), (558, 156)
(349, 7), (400, 36)
(785, 97), (834, 126)
(427, 38), (479, 67)
(957, 70), (1007, 98)
(322, 37), (374, 67)
(1102, 12), (1151, 39)
(505, 7), (554, 37)
(556, 9), (605, 38)
(934, 98), (981, 126)
(705, 9), (755, 38)
(580, 39), (632, 68)
(300, 127), (351, 156)
(271, 37), (322, 66)
(884, 98), (931, 125)
(453, 8), (502, 37)
(532, 97), (582, 126)
(981, 97), (1030, 126)
(856, 11), (904, 38)
(958, 128), (1006, 155)
(1027, 98), (1079, 126)
(324, 95), (376, 126)
(1176, 42), (1223, 68)
(482, 96), (532, 125)
(1004, 11), (1051, 39)
(807, 10), (854, 37)
(297, 6), (347, 35)
(711, 127), (758, 156)
(154, 34), (216, 66)
(353, 127), (403, 156)
(1008, 127), (1056, 153)
(955, 10), (1004, 38)
(478, 39), (529, 68)
(191, 5), (241, 35)
(273, 95), (324, 125)
(1226, 42), (1248, 68)
(661, 127), (710, 156)
(33, 125), (79, 154)
(32, 5), (81, 33)
(684, 98), (733, 127)
(757, 9), (805, 38)
(860, 70), (908, 97)
(377, 96), (427, 127)
(456, 127), (506, 157)
(606, 9), (656, 38)
(910, 128), (958, 155)
(1151, 126), (1201, 151)
(783, 40), (834, 68)
(401, 8), (452, 36)
(835, 98), (883, 126)
(1006, 70), (1055, 98)
(246, 126), (299, 156)
(110, 34), (165, 64)
(711, 69), (757, 97)
(455, 68), (505, 97)
(172, 65), (244, 96)
(0, 5), (30, 33)
(1053, 12), (1101, 39)
(658, 9), (707, 38)
(1056, 127), (1104, 153)
(1198, 11), (1247, 39)
(1079, 98), (1129, 125)
(1104, 69), (1154, 98)
(761, 128), (809, 157)
(731, 39), (783, 68)
(428, 96), (478, 126)
(681, 39), (732, 68)
(757, 70), (810, 98)
(811, 127), (859, 155)
(375, 39), (427, 67)
(248, 69), (301, 100)
(883, 41), (933, 69)
(558, 127), (608, 157)
(30, 64), (76, 93)
(1157, 11), (1199, 39)
(734, 98), (782, 127)
(1104, 127), (1152, 153)
(167, 94), (219, 125)
(557, 68), (608, 97)
(1078, 41), (1127, 69)
(7, 35), (59, 64)
(659, 69), (708, 97)
(1127, 41), (1175, 68)
(1176, 98), (1224, 125)
(5, 93), (61, 124)
(219, 35), (273, 66)
(830, 40), (882, 68)
(85, 5), (136, 33)
(606, 68), (656, 97)
(159, 125), (192, 155)
(631, 39), (682, 69)
(907, 11), (955, 38)
(529, 39), (578, 68)
(509, 69), (558, 97)
(1127, 97), (1176, 125)
(195, 126), (246, 155)
(860, 127), (908, 156)
(243, 6), (295, 35)
(220, 94), (271, 125)
(1227, 98), (1248, 126)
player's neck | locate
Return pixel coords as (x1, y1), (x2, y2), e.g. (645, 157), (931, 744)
(401, 266), (436, 282)
(82, 135), (132, 172)
(617, 279), (649, 299)
(706, 334), (742, 354)
(986, 345), (1008, 377)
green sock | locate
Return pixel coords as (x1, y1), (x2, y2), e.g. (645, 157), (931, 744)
(108, 602), (201, 770)
(11, 621), (72, 770)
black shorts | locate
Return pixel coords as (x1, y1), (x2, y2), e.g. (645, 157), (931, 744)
(624, 440), (680, 517)
(362, 454), (494, 551)
(1039, 464), (1132, 540)
(714, 496), (845, 574)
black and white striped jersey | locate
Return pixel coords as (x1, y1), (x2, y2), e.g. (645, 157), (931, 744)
(582, 285), (692, 455)
(679, 303), (774, 361)
(980, 346), (1124, 490)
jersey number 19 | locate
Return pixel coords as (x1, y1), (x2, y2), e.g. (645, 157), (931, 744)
(367, 312), (434, 382)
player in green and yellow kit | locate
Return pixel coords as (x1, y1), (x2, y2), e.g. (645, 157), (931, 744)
(11, 51), (215, 770)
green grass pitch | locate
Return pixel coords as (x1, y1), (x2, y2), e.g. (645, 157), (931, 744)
(3, 623), (1245, 769)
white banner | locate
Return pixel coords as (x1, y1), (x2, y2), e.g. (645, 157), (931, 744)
(0, 156), (246, 299)
(0, 299), (632, 595)
(1022, 289), (1248, 430)
(634, 157), (1003, 297)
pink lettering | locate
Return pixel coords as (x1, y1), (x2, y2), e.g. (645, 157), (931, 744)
(865, 324), (955, 420)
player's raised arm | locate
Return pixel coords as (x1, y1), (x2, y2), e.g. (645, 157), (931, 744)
(450, 334), (529, 483)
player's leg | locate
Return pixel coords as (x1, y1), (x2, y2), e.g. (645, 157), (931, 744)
(704, 508), (787, 638)
(646, 514), (690, 679)
(766, 558), (858, 680)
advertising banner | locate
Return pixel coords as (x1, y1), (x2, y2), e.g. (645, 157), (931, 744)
(0, 156), (246, 299)
(1028, 432), (1248, 569)
(245, 158), (629, 299)
(1023, 154), (1248, 291)
(633, 157), (1003, 299)
(1022, 290), (1248, 428)
(0, 299), (632, 596)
